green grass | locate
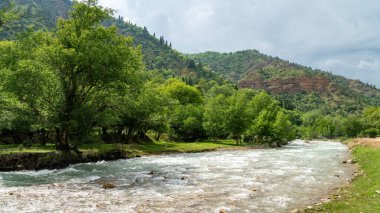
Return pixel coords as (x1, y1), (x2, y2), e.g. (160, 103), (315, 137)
(0, 140), (243, 156)
(306, 146), (380, 212)
(0, 144), (55, 154)
(126, 140), (241, 155)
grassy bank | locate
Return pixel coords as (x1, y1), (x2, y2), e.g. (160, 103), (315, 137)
(0, 140), (250, 171)
(306, 139), (380, 212)
(0, 140), (246, 156)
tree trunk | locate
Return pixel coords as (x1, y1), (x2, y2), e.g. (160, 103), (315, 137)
(40, 129), (48, 146)
(126, 128), (134, 143)
(56, 82), (77, 151)
(235, 135), (242, 145)
(56, 127), (70, 151)
(101, 128), (112, 143)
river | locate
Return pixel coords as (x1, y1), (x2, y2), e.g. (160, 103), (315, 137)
(0, 140), (354, 212)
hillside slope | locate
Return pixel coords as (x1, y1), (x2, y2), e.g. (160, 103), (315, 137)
(1, 1), (379, 113)
(190, 50), (380, 113)
(0, 0), (219, 83)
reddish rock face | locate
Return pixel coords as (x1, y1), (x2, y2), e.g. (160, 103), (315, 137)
(239, 75), (331, 94)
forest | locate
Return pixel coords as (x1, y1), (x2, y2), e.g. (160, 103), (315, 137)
(0, 0), (379, 152)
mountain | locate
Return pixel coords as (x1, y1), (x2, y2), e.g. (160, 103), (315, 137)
(0, 0), (220, 84)
(0, 0), (71, 37)
(190, 50), (380, 113)
(1, 0), (379, 113)
(105, 19), (218, 82)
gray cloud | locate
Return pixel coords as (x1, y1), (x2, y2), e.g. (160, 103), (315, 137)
(99, 0), (380, 87)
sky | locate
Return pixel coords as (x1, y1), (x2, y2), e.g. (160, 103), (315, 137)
(98, 0), (380, 87)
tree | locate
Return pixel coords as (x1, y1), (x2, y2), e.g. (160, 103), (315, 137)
(0, 31), (62, 145)
(224, 90), (253, 144)
(244, 91), (295, 146)
(115, 79), (171, 143)
(170, 104), (205, 141)
(203, 94), (229, 139)
(272, 110), (296, 146)
(48, 0), (143, 150)
(247, 91), (277, 119)
(363, 107), (380, 137)
(202, 84), (236, 139)
(299, 110), (323, 139)
(161, 78), (205, 141)
(343, 115), (363, 138)
(1, 0), (144, 150)
(161, 78), (203, 105)
(0, 0), (17, 28)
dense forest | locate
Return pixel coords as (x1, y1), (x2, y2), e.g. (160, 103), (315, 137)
(0, 0), (379, 152)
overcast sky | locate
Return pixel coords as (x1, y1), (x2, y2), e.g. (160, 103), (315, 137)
(98, 0), (380, 87)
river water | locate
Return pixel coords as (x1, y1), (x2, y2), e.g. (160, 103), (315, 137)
(0, 140), (354, 213)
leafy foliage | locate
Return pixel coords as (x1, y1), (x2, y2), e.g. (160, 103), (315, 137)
(299, 107), (379, 139)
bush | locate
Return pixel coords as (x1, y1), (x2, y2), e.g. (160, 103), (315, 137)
(365, 128), (378, 138)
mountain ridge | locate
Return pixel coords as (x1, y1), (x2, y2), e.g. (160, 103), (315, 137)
(190, 50), (380, 112)
(1, 0), (379, 113)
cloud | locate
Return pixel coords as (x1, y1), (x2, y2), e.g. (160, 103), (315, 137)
(98, 0), (380, 87)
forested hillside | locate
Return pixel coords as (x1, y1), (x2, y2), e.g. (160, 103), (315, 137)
(190, 50), (380, 113)
(5, 0), (378, 115)
(0, 0), (220, 84)
(0, 0), (71, 37)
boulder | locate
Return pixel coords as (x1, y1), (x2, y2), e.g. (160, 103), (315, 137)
(102, 183), (116, 189)
(342, 159), (356, 164)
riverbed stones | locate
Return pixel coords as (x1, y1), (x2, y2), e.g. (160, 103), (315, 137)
(342, 159), (356, 164)
(251, 188), (258, 192)
(102, 183), (115, 189)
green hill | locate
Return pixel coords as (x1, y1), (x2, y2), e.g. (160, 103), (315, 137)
(190, 50), (380, 113)
(2, 0), (379, 114)
(0, 0), (219, 83)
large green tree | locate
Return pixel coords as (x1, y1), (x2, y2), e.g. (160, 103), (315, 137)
(1, 0), (143, 150)
(363, 107), (380, 137)
(203, 84), (236, 140)
(224, 89), (254, 144)
(161, 78), (205, 141)
(47, 0), (143, 150)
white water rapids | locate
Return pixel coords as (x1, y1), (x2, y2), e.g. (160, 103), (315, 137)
(0, 140), (354, 212)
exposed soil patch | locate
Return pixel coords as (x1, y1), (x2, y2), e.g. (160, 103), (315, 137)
(348, 138), (380, 149)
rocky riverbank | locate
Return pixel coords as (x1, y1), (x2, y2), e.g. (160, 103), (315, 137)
(0, 140), (265, 172)
(0, 149), (129, 172)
